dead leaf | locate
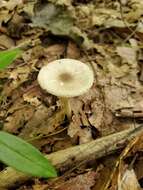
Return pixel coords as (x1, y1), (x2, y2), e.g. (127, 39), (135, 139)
(19, 104), (66, 139)
(48, 0), (72, 6)
(31, 3), (74, 36)
(8, 66), (31, 93)
(104, 85), (134, 111)
(0, 34), (15, 49)
(0, 0), (23, 10)
(116, 46), (137, 66)
(71, 26), (93, 48)
(4, 105), (34, 133)
(89, 100), (104, 130)
(66, 41), (80, 59)
(22, 1), (35, 17)
(135, 158), (143, 182)
(56, 171), (96, 190)
(68, 112), (93, 144)
(32, 184), (48, 190)
(139, 63), (143, 82)
(107, 63), (130, 78)
(118, 168), (141, 190)
(0, 10), (11, 26)
(126, 0), (143, 22)
(43, 44), (66, 62)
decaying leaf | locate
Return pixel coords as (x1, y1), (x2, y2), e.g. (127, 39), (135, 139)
(31, 3), (73, 36)
(23, 2), (92, 47)
(68, 113), (93, 144)
(56, 171), (96, 190)
(0, 0), (23, 10)
(0, 0), (23, 26)
(32, 184), (49, 190)
(0, 9), (11, 26)
(0, 34), (15, 49)
(116, 46), (137, 66)
(66, 41), (80, 59)
(4, 105), (34, 133)
(118, 167), (141, 190)
(48, 0), (72, 6)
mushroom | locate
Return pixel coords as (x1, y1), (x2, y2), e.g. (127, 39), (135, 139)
(38, 58), (94, 119)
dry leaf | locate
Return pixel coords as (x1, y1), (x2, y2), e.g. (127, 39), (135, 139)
(89, 101), (104, 130)
(139, 63), (143, 82)
(118, 168), (141, 190)
(66, 41), (80, 59)
(0, 34), (15, 49)
(68, 113), (93, 144)
(48, 0), (72, 6)
(116, 46), (137, 66)
(104, 85), (134, 111)
(56, 171), (96, 190)
(0, 10), (11, 26)
(4, 105), (34, 133)
(32, 184), (48, 190)
(0, 0), (23, 10)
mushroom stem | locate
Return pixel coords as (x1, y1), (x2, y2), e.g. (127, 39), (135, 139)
(60, 97), (71, 120)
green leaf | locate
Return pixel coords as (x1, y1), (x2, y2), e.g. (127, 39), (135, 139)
(0, 131), (57, 178)
(0, 48), (22, 70)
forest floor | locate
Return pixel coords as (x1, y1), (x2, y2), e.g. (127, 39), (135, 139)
(0, 0), (143, 189)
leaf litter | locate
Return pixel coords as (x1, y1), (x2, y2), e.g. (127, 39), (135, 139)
(0, 0), (143, 189)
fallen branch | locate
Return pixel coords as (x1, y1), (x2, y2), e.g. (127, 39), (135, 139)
(0, 126), (143, 189)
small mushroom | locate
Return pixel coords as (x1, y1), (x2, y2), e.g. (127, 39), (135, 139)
(38, 58), (94, 119)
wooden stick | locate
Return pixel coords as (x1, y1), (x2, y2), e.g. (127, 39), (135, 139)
(0, 126), (143, 189)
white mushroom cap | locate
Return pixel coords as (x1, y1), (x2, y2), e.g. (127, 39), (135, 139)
(38, 58), (94, 97)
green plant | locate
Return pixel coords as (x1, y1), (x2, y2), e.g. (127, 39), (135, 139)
(0, 131), (57, 177)
(0, 48), (22, 70)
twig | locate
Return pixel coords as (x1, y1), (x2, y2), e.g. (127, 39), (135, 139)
(0, 126), (143, 189)
(115, 108), (143, 118)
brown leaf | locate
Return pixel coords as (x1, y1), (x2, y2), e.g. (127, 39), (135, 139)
(56, 171), (96, 190)
(116, 46), (137, 66)
(0, 9), (11, 26)
(104, 85), (133, 111)
(66, 41), (80, 59)
(68, 113), (93, 144)
(0, 0), (23, 10)
(4, 105), (34, 133)
(32, 184), (48, 190)
(139, 63), (143, 82)
(0, 34), (15, 49)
